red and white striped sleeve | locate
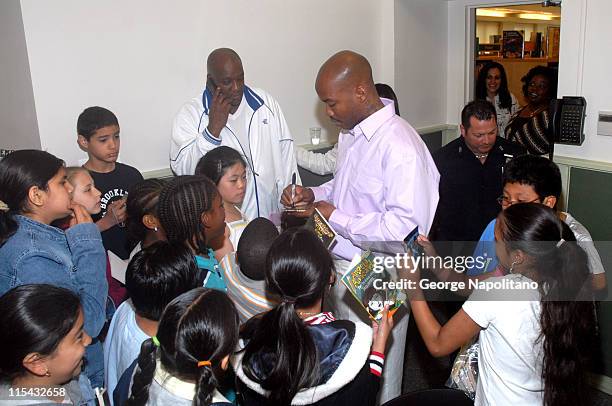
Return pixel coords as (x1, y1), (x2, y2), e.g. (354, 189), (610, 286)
(369, 351), (385, 377)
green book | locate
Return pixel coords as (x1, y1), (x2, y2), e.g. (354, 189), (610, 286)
(341, 250), (406, 321)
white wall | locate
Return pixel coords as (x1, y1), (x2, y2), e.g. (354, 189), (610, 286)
(447, 0), (612, 164)
(19, 0), (393, 172)
(476, 21), (501, 44)
(394, 0), (448, 128)
(553, 0), (612, 162)
(0, 0), (39, 150)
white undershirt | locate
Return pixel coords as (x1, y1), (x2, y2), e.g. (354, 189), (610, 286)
(227, 95), (252, 165)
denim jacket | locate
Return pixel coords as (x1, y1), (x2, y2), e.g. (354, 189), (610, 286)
(0, 215), (108, 337)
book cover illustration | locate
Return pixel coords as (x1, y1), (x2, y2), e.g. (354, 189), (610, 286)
(305, 207), (337, 250)
(404, 226), (424, 258)
(502, 30), (524, 59)
(341, 250), (407, 321)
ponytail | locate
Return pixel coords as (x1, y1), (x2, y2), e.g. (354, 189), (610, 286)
(539, 223), (595, 406)
(194, 363), (217, 406)
(243, 300), (319, 405)
(242, 228), (335, 405)
(125, 338), (158, 406)
(127, 289), (239, 405)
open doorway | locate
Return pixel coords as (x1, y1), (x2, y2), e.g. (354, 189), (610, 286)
(474, 4), (561, 107)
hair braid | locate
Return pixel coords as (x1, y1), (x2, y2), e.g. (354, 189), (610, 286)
(158, 176), (217, 254)
(125, 339), (158, 406)
(126, 178), (167, 244)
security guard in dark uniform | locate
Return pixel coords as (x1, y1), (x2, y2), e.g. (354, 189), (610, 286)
(430, 100), (526, 258)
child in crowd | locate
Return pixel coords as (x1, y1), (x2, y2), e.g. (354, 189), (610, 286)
(158, 175), (227, 291)
(64, 166), (127, 305)
(104, 178), (168, 301)
(420, 154), (606, 295)
(195, 146), (249, 260)
(77, 106), (144, 259)
(234, 228), (394, 405)
(124, 288), (239, 405)
(466, 155), (606, 291)
(104, 241), (203, 404)
(0, 150), (107, 388)
(219, 217), (279, 323)
(408, 204), (596, 405)
(0, 284), (96, 405)
(126, 178), (168, 250)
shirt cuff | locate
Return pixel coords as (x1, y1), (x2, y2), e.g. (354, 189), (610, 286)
(202, 127), (222, 145)
(369, 351), (385, 377)
(311, 186), (327, 203)
(329, 208), (350, 236)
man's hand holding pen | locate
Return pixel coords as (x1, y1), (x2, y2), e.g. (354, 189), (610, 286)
(280, 183), (335, 220)
(281, 183), (314, 217)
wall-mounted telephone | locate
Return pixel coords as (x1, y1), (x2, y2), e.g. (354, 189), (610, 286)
(550, 96), (587, 146)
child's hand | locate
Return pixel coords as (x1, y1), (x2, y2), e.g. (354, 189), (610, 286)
(108, 198), (127, 224)
(371, 306), (395, 355)
(95, 198), (127, 231)
(417, 235), (438, 257)
(69, 203), (93, 227)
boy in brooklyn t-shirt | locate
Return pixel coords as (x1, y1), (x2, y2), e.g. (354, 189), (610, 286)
(77, 106), (143, 260)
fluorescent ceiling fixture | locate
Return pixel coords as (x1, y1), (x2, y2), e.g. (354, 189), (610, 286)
(477, 9), (507, 17)
(519, 13), (554, 20)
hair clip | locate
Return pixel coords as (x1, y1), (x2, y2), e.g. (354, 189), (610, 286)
(151, 336), (161, 347)
(556, 238), (565, 248)
(197, 360), (212, 368)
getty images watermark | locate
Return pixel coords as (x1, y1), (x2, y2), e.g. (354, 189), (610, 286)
(370, 252), (539, 293)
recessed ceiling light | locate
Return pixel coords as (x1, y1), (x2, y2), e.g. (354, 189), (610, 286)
(476, 9), (507, 18)
(518, 13), (554, 20)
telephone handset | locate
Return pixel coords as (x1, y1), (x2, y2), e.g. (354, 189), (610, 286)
(206, 77), (217, 94)
(549, 96), (587, 146)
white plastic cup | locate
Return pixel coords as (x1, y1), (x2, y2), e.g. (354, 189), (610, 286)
(310, 127), (321, 145)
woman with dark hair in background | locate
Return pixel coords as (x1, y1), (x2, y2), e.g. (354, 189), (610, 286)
(408, 203), (596, 405)
(296, 83), (400, 176)
(234, 228), (394, 406)
(125, 288), (239, 405)
(505, 66), (558, 155)
(475, 61), (519, 136)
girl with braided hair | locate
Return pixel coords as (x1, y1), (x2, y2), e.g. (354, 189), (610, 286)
(125, 288), (239, 406)
(126, 178), (168, 249)
(158, 175), (227, 291)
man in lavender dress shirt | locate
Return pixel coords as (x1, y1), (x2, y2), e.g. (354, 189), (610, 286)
(281, 50), (440, 402)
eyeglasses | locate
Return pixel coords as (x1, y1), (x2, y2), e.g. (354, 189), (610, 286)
(497, 195), (541, 207)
